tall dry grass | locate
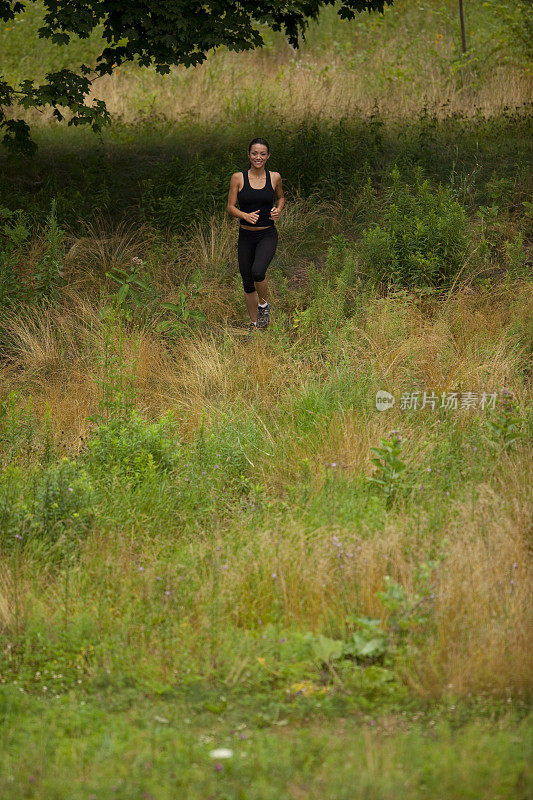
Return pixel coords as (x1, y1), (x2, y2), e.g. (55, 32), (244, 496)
(10, 1), (532, 132)
(7, 445), (530, 694)
(1, 227), (531, 696)
(87, 57), (530, 125)
(1, 236), (531, 463)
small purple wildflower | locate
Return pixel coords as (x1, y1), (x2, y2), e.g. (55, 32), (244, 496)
(139, 566), (144, 571)
(67, 487), (73, 492)
(214, 762), (223, 772)
(271, 572), (277, 579)
(427, 467), (432, 473)
(446, 491), (450, 496)
(214, 465), (220, 469)
(165, 590), (171, 596)
(512, 563), (518, 569)
(15, 534), (22, 540)
(279, 637), (286, 643)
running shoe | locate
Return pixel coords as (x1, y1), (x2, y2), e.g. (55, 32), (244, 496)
(256, 302), (270, 329)
(247, 321), (259, 335)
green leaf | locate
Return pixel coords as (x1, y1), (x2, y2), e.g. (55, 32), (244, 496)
(311, 634), (344, 663)
(117, 283), (130, 303)
(358, 637), (386, 657)
(130, 276), (152, 290)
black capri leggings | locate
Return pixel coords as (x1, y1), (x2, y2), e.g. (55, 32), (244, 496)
(238, 226), (278, 294)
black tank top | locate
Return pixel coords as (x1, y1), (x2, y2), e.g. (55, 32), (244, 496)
(237, 169), (275, 228)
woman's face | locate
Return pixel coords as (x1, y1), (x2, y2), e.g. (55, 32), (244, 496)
(249, 145), (269, 168)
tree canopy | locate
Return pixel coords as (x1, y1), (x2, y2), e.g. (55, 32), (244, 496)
(0, 0), (390, 154)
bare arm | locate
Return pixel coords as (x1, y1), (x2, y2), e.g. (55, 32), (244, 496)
(270, 173), (285, 221)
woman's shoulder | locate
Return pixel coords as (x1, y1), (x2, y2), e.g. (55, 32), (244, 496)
(231, 171), (245, 189)
(269, 171), (281, 190)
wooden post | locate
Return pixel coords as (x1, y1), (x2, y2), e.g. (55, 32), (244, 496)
(458, 0), (467, 53)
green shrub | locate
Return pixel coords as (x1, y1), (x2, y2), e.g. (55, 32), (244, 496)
(359, 165), (470, 288)
(0, 459), (94, 552)
(85, 411), (179, 481)
(484, 388), (526, 452)
(33, 199), (65, 303)
(483, 0), (533, 62)
(504, 231), (529, 278)
(0, 200), (65, 309)
(141, 152), (237, 232)
(290, 258), (351, 340)
(31, 458), (94, 540)
(0, 466), (26, 546)
(367, 430), (409, 508)
(0, 207), (29, 308)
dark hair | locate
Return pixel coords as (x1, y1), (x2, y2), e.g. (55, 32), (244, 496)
(248, 137), (270, 155)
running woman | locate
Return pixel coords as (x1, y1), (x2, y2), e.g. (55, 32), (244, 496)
(226, 138), (285, 333)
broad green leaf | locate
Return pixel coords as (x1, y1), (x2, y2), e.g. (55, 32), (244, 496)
(117, 283), (129, 303)
(311, 634), (344, 663)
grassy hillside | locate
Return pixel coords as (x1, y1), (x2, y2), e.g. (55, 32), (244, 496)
(1, 0), (532, 124)
(0, 2), (532, 798)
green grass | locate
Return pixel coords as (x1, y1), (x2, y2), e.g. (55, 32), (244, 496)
(0, 2), (532, 796)
(0, 109), (531, 242)
(1, 0), (531, 86)
(1, 687), (531, 799)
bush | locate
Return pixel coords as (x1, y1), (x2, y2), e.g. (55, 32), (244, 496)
(359, 165), (470, 289)
(0, 459), (94, 553)
(85, 410), (179, 481)
(0, 207), (29, 308)
(31, 458), (94, 540)
(141, 152), (238, 232)
(33, 199), (65, 303)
